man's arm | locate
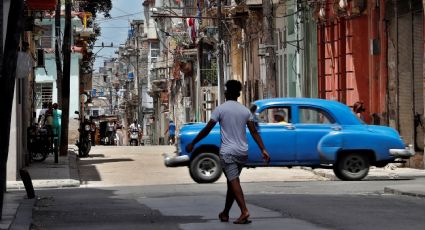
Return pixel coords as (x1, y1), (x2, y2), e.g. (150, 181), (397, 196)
(247, 120), (270, 163)
(185, 119), (217, 153)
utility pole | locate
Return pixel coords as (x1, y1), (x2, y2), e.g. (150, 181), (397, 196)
(217, 0), (225, 103)
(0, 0), (25, 219)
(136, 34), (141, 124)
(55, 0), (63, 105)
(263, 0), (276, 98)
(60, 0), (72, 156)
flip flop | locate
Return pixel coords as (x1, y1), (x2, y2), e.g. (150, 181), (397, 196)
(218, 212), (229, 222)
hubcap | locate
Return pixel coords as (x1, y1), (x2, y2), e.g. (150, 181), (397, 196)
(197, 158), (217, 177)
(344, 156), (365, 173)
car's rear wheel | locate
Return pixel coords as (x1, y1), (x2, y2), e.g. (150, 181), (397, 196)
(333, 152), (370, 181)
(189, 152), (222, 183)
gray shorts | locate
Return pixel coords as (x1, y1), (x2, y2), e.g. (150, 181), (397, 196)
(220, 158), (243, 182)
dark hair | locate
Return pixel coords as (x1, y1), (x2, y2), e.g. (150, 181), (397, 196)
(225, 80), (242, 98)
(353, 101), (365, 113)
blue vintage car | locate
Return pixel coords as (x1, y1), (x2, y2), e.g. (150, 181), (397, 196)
(164, 98), (414, 183)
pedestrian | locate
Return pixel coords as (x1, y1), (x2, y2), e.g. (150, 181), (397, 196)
(164, 120), (176, 145)
(52, 103), (62, 151)
(353, 101), (366, 122)
(185, 80), (270, 224)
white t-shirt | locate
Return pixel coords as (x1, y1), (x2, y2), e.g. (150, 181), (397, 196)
(210, 100), (253, 159)
(129, 123), (140, 131)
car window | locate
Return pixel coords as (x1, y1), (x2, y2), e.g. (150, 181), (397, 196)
(258, 107), (291, 124)
(298, 107), (335, 124)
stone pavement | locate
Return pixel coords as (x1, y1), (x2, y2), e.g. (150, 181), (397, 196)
(1, 147), (80, 230)
(1, 147), (425, 229)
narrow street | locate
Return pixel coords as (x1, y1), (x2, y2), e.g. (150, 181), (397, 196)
(3, 1), (425, 230)
(77, 146), (326, 187)
(30, 146), (425, 230)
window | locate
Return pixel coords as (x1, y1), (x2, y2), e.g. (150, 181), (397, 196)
(287, 9), (295, 35)
(298, 107), (334, 124)
(150, 42), (159, 57)
(35, 83), (53, 109)
(258, 107), (291, 124)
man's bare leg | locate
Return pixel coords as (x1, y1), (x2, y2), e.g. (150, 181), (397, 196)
(229, 178), (249, 222)
(220, 181), (235, 221)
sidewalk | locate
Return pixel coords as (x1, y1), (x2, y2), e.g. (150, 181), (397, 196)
(309, 166), (425, 198)
(1, 147), (80, 230)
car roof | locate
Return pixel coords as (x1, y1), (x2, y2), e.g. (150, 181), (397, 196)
(253, 98), (361, 125)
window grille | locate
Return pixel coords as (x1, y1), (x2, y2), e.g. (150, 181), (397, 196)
(35, 82), (53, 109)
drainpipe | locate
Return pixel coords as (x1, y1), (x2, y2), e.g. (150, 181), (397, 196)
(196, 48), (201, 122)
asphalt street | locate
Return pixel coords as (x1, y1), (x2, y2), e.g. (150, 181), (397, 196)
(30, 146), (425, 230)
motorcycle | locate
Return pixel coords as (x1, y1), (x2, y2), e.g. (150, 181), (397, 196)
(28, 124), (53, 162)
(129, 130), (139, 146)
(105, 123), (116, 145)
(75, 111), (91, 157)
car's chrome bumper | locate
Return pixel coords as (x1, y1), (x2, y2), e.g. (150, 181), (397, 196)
(389, 144), (415, 158)
(164, 154), (190, 167)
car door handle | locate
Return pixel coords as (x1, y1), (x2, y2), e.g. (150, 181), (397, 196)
(286, 125), (295, 130)
(332, 126), (342, 131)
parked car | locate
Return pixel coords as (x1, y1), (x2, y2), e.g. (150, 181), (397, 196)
(164, 98), (414, 183)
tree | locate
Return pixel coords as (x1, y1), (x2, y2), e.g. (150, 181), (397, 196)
(0, 0), (25, 219)
(83, 0), (112, 18)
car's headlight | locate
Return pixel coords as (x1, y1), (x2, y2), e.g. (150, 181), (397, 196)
(84, 124), (91, 131)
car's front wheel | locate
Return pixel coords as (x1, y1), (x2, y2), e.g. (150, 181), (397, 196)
(333, 152), (370, 181)
(189, 153), (222, 183)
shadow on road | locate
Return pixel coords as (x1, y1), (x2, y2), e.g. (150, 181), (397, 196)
(78, 158), (134, 182)
(31, 187), (204, 229)
(78, 158), (134, 165)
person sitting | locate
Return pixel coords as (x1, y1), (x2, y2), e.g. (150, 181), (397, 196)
(129, 120), (141, 132)
(273, 111), (288, 124)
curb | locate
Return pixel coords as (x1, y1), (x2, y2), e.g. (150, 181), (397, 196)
(384, 187), (425, 198)
(300, 167), (338, 180)
(7, 179), (80, 190)
(305, 167), (423, 181)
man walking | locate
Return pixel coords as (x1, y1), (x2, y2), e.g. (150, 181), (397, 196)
(164, 120), (176, 145)
(186, 80), (270, 224)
